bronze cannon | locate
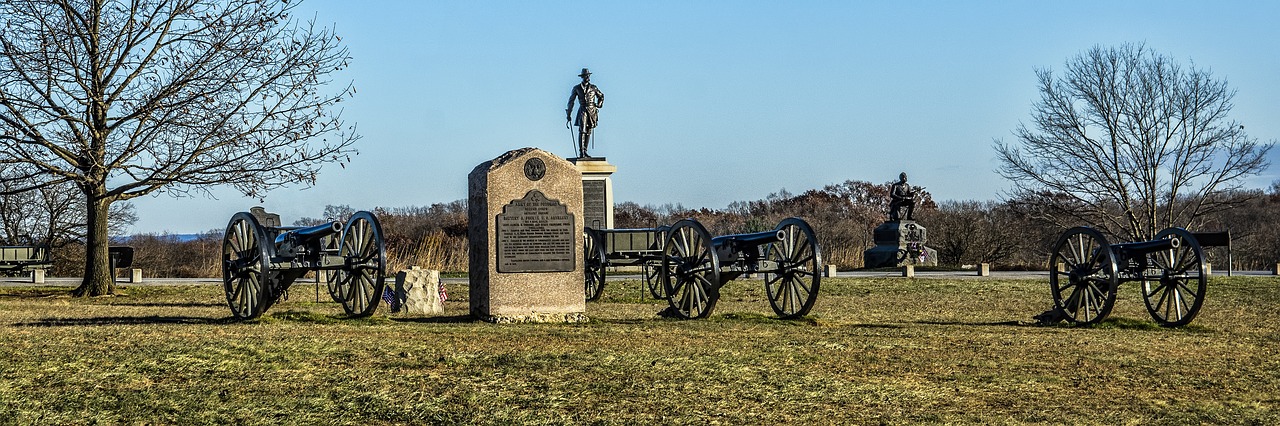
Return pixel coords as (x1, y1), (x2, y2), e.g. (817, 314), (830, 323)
(1048, 227), (1207, 326)
(221, 210), (386, 320)
(657, 217), (822, 320)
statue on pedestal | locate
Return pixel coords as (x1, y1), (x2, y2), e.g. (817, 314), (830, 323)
(888, 172), (918, 221)
(864, 172), (937, 267)
(566, 68), (605, 158)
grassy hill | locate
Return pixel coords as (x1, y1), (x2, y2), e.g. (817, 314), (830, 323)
(1, 276), (1277, 424)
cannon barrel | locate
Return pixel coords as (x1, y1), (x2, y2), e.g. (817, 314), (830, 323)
(1111, 236), (1181, 256)
(712, 229), (786, 251)
(274, 221), (343, 245)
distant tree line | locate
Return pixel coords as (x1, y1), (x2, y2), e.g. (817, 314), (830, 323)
(24, 176), (1274, 278)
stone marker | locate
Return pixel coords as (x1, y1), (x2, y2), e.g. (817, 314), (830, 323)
(129, 268), (143, 283)
(824, 265), (838, 278)
(1274, 263), (1279, 276)
(902, 264), (914, 278)
(468, 148), (587, 323)
(393, 267), (444, 315)
(31, 270), (44, 284)
(1204, 262), (1213, 277)
(978, 263), (991, 277)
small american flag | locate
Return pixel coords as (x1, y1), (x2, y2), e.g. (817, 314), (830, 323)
(438, 278), (448, 303)
(382, 286), (396, 306)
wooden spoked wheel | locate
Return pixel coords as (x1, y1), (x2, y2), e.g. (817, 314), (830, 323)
(1048, 227), (1118, 325)
(1142, 228), (1207, 327)
(643, 260), (664, 299)
(763, 218), (823, 318)
(222, 212), (270, 320)
(584, 230), (607, 301)
(660, 219), (721, 319)
(334, 211), (386, 316)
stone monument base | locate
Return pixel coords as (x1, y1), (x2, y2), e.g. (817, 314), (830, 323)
(863, 220), (938, 268)
(864, 245), (939, 268)
(478, 312), (589, 324)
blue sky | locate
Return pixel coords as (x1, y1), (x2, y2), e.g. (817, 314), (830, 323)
(129, 1), (1280, 234)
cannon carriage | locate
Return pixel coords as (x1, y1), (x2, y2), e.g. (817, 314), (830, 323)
(1048, 226), (1207, 327)
(658, 217), (822, 319)
(583, 226), (669, 301)
(221, 210), (386, 320)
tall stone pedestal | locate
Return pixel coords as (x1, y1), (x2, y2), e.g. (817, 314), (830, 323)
(569, 157), (616, 230)
(468, 148), (587, 323)
(863, 220), (938, 268)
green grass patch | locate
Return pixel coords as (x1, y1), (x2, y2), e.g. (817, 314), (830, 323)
(1, 276), (1278, 424)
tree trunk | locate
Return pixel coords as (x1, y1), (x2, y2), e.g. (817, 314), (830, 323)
(72, 195), (115, 297)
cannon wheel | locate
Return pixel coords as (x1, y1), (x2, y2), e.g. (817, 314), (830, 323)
(334, 211), (386, 316)
(1142, 228), (1207, 327)
(643, 260), (664, 299)
(584, 230), (607, 301)
(660, 219), (721, 319)
(764, 217), (823, 318)
(1049, 227), (1118, 325)
(222, 212), (270, 320)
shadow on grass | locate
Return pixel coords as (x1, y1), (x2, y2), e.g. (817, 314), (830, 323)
(390, 314), (479, 324)
(846, 323), (908, 329)
(15, 315), (233, 327)
(1085, 317), (1212, 332)
(716, 312), (824, 326)
(912, 316), (1212, 332)
(913, 320), (1028, 327)
(102, 302), (224, 308)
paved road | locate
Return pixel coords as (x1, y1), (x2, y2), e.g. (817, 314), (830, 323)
(5, 269), (1275, 287)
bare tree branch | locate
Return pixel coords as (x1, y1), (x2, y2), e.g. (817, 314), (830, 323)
(0, 0), (359, 295)
(995, 43), (1274, 241)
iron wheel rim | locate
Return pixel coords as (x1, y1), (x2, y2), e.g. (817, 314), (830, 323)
(1048, 227), (1118, 325)
(764, 218), (822, 318)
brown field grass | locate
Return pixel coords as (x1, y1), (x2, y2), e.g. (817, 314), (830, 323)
(1, 276), (1277, 424)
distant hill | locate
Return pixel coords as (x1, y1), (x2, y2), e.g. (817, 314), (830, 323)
(116, 233), (207, 243)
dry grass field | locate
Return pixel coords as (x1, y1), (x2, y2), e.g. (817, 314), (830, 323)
(1, 276), (1277, 424)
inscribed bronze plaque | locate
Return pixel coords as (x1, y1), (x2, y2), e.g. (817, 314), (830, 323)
(496, 190), (576, 273)
(582, 179), (607, 229)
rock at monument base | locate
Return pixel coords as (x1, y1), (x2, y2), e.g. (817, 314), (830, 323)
(393, 267), (444, 315)
(468, 148), (588, 323)
(863, 220), (939, 268)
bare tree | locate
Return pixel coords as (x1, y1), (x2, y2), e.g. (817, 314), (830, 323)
(995, 43), (1273, 242)
(1, 167), (136, 246)
(0, 0), (357, 295)
(921, 200), (1023, 267)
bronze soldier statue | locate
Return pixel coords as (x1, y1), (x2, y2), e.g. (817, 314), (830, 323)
(889, 172), (918, 221)
(566, 68), (604, 158)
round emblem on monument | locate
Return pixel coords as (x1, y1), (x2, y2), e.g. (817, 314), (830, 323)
(524, 157), (546, 181)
